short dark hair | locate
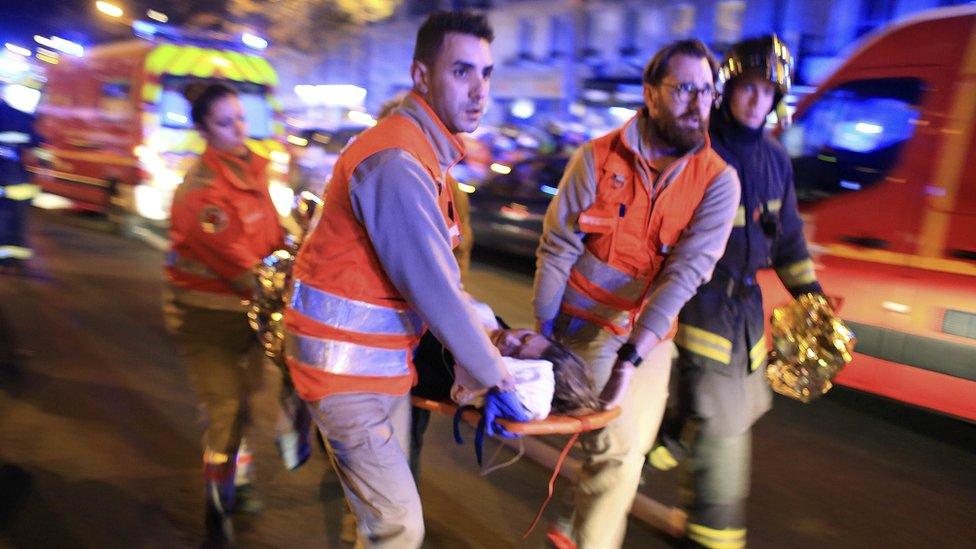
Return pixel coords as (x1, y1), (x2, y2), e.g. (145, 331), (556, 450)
(542, 340), (600, 416)
(413, 10), (494, 66)
(183, 82), (238, 127)
(642, 39), (719, 86)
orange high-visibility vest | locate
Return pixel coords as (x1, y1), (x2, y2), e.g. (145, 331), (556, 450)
(561, 128), (727, 335)
(285, 113), (460, 397)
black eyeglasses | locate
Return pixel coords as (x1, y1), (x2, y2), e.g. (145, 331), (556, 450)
(659, 82), (719, 104)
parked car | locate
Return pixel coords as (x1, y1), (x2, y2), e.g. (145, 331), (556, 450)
(467, 154), (567, 257)
(287, 126), (364, 196)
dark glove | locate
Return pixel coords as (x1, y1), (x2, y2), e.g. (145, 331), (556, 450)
(482, 389), (532, 439)
(598, 360), (636, 410)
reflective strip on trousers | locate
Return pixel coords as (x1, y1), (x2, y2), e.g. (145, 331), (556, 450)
(167, 251), (220, 279)
(686, 523), (746, 549)
(776, 258), (817, 287)
(285, 331), (411, 377)
(572, 249), (649, 303)
(0, 245), (33, 260)
(674, 324), (733, 364)
(749, 335), (767, 372)
(290, 279), (424, 337)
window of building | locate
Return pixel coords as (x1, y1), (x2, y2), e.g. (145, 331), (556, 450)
(670, 3), (696, 39)
(549, 15), (569, 59)
(781, 77), (923, 203)
(714, 1), (745, 46)
(519, 18), (536, 61)
(620, 8), (640, 57)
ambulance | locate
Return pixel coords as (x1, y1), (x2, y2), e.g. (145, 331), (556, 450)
(31, 25), (290, 230)
(762, 5), (976, 421)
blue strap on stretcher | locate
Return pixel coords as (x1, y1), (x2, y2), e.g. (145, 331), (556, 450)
(452, 405), (488, 466)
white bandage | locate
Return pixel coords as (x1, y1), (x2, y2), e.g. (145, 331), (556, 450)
(452, 357), (554, 421)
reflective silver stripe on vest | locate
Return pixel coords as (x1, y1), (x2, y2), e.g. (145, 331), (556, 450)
(167, 251), (220, 280)
(290, 279), (424, 337)
(573, 249), (649, 302)
(285, 331), (411, 376)
(561, 284), (631, 330)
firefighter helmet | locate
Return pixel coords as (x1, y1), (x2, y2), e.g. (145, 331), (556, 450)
(718, 34), (794, 107)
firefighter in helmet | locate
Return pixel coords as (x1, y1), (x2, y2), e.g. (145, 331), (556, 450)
(651, 35), (825, 549)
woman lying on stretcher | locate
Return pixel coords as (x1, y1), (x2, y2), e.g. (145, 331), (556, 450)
(451, 328), (601, 419)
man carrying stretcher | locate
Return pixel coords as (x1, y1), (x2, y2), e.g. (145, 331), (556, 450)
(282, 11), (533, 548)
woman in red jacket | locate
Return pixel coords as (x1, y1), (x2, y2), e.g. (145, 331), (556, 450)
(164, 82), (286, 543)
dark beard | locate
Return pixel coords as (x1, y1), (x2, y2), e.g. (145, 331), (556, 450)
(652, 110), (705, 154)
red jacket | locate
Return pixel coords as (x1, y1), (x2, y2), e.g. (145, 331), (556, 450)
(167, 146), (284, 309)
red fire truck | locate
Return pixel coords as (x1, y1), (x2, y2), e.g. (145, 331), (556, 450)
(31, 24), (291, 231)
(762, 5), (976, 421)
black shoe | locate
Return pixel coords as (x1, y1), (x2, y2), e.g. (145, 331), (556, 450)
(203, 478), (236, 546)
(204, 497), (235, 546)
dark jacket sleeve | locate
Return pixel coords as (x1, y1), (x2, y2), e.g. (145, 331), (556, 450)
(771, 150), (823, 297)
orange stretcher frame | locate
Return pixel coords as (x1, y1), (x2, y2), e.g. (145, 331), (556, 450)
(409, 396), (621, 435)
(411, 396), (621, 539)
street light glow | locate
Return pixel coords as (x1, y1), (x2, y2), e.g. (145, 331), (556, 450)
(96, 1), (124, 18)
(4, 43), (31, 57)
(241, 33), (268, 50)
(133, 20), (157, 37)
(146, 9), (168, 23)
(49, 36), (84, 57)
(34, 35), (84, 57)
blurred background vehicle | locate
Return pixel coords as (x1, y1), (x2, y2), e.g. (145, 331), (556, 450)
(468, 153), (567, 257)
(760, 5), (976, 422)
(28, 22), (290, 234)
(286, 125), (364, 197)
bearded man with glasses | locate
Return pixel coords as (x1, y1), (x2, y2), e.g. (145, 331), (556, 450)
(533, 39), (740, 547)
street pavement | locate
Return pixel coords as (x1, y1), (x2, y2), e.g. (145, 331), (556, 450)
(0, 210), (974, 548)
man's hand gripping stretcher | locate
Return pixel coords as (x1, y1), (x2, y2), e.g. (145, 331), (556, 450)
(413, 300), (617, 456)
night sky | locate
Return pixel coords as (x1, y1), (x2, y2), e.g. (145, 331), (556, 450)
(0, 0), (226, 52)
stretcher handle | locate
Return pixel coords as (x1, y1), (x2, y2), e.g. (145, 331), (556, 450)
(410, 397), (620, 435)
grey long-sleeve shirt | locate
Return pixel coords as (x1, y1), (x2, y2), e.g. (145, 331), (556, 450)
(346, 95), (508, 390)
(533, 114), (741, 340)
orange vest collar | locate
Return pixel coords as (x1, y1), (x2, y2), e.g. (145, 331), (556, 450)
(404, 91), (466, 167)
(203, 146), (269, 191)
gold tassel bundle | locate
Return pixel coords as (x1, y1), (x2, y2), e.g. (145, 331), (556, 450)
(247, 191), (322, 363)
(766, 293), (856, 402)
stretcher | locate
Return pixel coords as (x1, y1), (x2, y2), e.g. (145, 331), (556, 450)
(410, 396), (621, 539)
(410, 396), (620, 435)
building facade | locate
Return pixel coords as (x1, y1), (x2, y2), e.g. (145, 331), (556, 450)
(294, 0), (966, 122)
